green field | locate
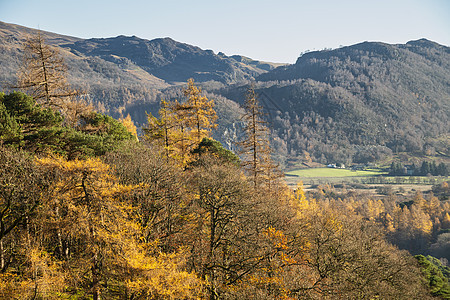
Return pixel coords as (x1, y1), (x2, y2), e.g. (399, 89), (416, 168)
(283, 168), (446, 189)
(285, 168), (386, 178)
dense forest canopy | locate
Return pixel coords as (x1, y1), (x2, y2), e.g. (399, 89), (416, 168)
(218, 40), (450, 166)
(0, 23), (449, 298)
(2, 86), (449, 298)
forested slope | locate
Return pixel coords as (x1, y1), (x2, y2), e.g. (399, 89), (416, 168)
(0, 21), (280, 125)
(0, 89), (443, 299)
(1, 21), (449, 166)
(218, 39), (450, 165)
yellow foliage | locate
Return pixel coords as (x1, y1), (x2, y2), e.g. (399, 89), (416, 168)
(26, 248), (66, 298)
(264, 227), (289, 250)
(279, 252), (298, 265)
(410, 205), (433, 235)
(183, 78), (217, 144)
(119, 114), (139, 141)
(33, 154), (204, 298)
(443, 212), (450, 228)
(293, 181), (307, 209)
(0, 246), (66, 299)
(289, 181), (317, 221)
(385, 213), (395, 232)
(144, 79), (217, 167)
(428, 194), (441, 217)
(124, 243), (204, 299)
(36, 155), (111, 177)
(413, 191), (427, 211)
(0, 273), (30, 299)
(365, 199), (385, 221)
(35, 155), (122, 198)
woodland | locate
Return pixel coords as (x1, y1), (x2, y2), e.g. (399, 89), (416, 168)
(217, 40), (450, 167)
(1, 22), (449, 171)
(0, 30), (449, 300)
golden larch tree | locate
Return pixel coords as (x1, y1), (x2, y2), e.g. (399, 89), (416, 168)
(144, 79), (217, 166)
(183, 78), (217, 145)
(145, 99), (192, 164)
(238, 86), (281, 188)
(17, 32), (77, 109)
(119, 114), (139, 141)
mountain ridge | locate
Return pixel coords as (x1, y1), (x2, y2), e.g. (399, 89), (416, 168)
(61, 34), (284, 84)
(1, 21), (449, 166)
(0, 20), (284, 122)
(222, 38), (450, 165)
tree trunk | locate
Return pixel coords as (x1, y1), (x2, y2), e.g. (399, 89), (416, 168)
(209, 207), (217, 300)
(0, 240), (4, 271)
(92, 252), (101, 300)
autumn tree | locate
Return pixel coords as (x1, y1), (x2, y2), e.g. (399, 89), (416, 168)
(16, 33), (76, 108)
(284, 205), (431, 299)
(144, 79), (217, 165)
(144, 99), (182, 161)
(187, 158), (286, 298)
(238, 86), (281, 188)
(119, 114), (138, 141)
(33, 155), (203, 299)
(183, 78), (217, 144)
(186, 155), (250, 299)
(185, 143), (301, 299)
(15, 32), (91, 127)
(104, 142), (190, 251)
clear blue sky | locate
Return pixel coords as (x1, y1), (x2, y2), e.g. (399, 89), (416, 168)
(0, 0), (448, 63)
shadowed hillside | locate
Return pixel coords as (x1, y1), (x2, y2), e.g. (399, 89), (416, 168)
(217, 39), (450, 165)
(0, 21), (280, 124)
(1, 21), (449, 166)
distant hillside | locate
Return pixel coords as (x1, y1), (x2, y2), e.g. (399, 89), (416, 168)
(0, 21), (159, 121)
(63, 35), (280, 84)
(218, 40), (450, 166)
(0, 21), (280, 123)
(1, 21), (449, 166)
(0, 21), (80, 91)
